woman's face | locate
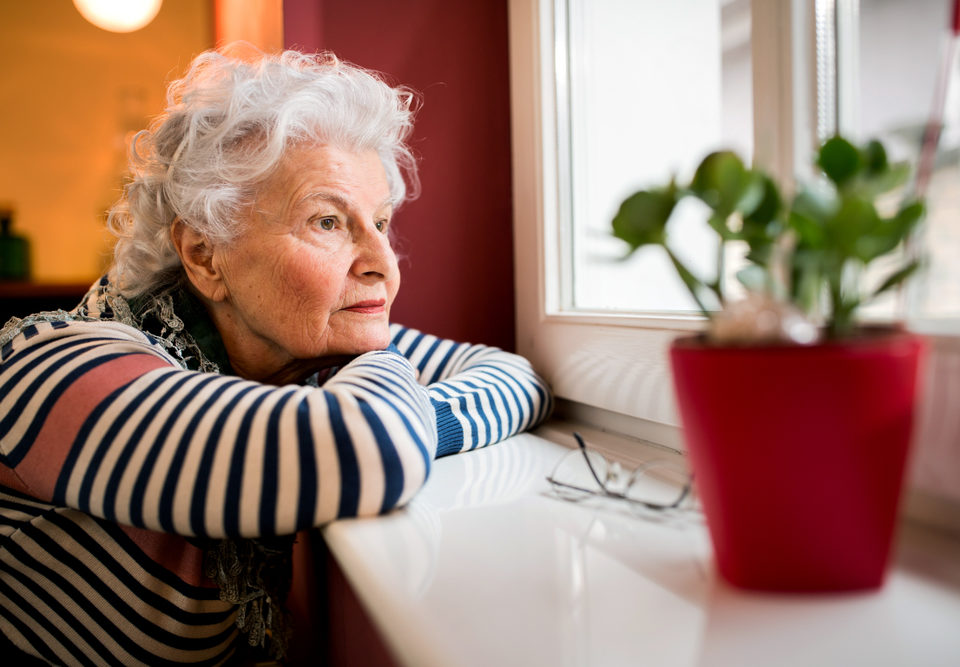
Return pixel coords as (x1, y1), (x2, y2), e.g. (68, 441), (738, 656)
(210, 143), (400, 379)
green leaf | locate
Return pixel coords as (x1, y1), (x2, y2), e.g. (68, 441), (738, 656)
(892, 199), (925, 236)
(861, 139), (888, 175)
(611, 186), (677, 250)
(818, 136), (861, 187)
(855, 234), (900, 263)
(832, 196), (880, 259)
(789, 185), (836, 235)
(871, 260), (921, 299)
(851, 199), (923, 262)
(790, 214), (824, 248)
(690, 151), (752, 216)
(738, 174), (782, 262)
(734, 172), (768, 217)
(789, 189), (831, 248)
(742, 173), (781, 226)
(858, 162), (910, 198)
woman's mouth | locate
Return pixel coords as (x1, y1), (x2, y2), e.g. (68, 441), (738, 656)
(343, 299), (387, 314)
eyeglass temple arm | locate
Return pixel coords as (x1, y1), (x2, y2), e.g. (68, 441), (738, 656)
(573, 432), (608, 489)
(670, 475), (695, 509)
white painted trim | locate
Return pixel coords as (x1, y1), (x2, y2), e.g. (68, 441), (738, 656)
(509, 0), (549, 354)
(542, 310), (705, 331)
(751, 0), (797, 186)
(834, 0), (861, 138)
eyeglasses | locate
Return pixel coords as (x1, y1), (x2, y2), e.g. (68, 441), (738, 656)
(546, 432), (694, 512)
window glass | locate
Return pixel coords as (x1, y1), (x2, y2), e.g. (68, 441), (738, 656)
(848, 0), (960, 326)
(562, 0), (753, 314)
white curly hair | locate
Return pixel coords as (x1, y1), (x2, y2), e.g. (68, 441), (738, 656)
(107, 48), (419, 297)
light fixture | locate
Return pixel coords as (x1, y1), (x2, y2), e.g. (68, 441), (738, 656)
(72, 0), (163, 33)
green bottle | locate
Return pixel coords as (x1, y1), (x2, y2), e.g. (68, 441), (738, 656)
(0, 209), (30, 281)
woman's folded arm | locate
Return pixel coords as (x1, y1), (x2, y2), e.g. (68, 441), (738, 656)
(390, 324), (553, 456)
(0, 319), (437, 539)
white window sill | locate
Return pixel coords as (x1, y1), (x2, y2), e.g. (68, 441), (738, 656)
(321, 424), (960, 667)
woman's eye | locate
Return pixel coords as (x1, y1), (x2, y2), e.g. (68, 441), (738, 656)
(313, 216), (337, 231)
(375, 220), (388, 233)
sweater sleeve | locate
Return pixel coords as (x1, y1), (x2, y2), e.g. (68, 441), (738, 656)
(389, 324), (553, 457)
(0, 319), (437, 539)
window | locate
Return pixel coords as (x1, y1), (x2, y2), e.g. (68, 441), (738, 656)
(509, 0), (960, 525)
(837, 0), (960, 329)
(509, 0), (806, 441)
(564, 0), (754, 315)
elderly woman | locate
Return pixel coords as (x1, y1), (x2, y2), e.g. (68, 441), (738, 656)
(0, 49), (550, 664)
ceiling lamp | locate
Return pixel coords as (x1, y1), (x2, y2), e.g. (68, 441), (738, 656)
(72, 0), (163, 33)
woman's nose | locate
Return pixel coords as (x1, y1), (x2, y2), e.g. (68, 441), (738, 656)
(352, 222), (396, 280)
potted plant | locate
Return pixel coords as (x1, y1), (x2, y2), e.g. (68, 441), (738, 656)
(612, 136), (927, 592)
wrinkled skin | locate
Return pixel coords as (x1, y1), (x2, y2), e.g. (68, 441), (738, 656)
(176, 143), (400, 385)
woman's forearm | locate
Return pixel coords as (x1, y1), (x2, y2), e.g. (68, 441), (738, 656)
(390, 324), (553, 456)
(0, 320), (437, 539)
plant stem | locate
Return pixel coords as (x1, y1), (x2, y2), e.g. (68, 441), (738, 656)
(665, 247), (712, 319)
(715, 237), (726, 306)
(827, 279), (852, 338)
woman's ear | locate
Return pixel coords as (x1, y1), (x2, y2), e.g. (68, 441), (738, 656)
(170, 219), (228, 302)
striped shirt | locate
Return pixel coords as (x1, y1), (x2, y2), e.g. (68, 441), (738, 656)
(0, 316), (551, 665)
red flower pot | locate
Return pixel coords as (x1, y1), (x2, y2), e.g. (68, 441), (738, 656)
(669, 329), (926, 592)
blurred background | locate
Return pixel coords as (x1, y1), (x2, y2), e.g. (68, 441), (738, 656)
(0, 1), (213, 313)
(0, 0), (518, 351)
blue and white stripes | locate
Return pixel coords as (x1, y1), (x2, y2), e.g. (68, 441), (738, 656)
(391, 325), (552, 456)
(1, 322), (437, 538)
(1, 486), (235, 665)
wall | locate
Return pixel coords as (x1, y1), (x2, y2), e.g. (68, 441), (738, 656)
(284, 0), (517, 350)
(215, 0), (283, 50)
(0, 0), (213, 285)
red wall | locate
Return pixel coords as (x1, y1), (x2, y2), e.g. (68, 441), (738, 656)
(283, 0), (516, 351)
